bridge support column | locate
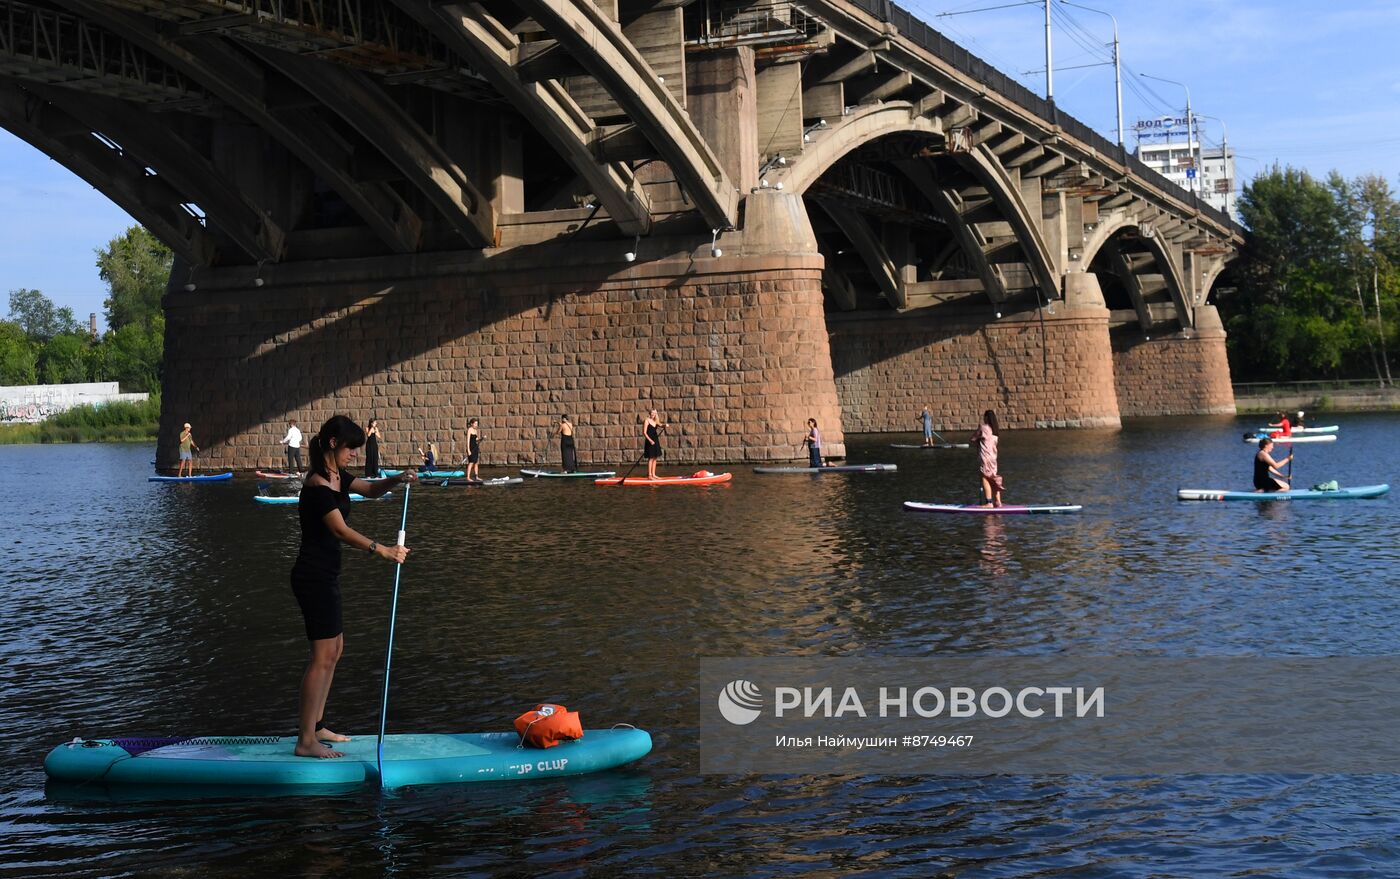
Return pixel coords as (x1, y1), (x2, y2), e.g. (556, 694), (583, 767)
(686, 47), (758, 194)
(156, 239), (845, 468)
(1111, 304), (1236, 416)
(829, 272), (1121, 431)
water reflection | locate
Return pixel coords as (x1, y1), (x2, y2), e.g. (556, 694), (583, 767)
(3, 415), (1400, 876)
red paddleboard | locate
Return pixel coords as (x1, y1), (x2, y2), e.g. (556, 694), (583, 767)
(594, 471), (732, 486)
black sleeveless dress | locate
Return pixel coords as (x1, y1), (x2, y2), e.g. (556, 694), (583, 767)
(644, 423), (661, 459)
(364, 433), (379, 478)
(561, 432), (578, 472)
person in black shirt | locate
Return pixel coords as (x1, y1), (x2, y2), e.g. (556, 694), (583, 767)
(1253, 437), (1292, 492)
(291, 415), (415, 759)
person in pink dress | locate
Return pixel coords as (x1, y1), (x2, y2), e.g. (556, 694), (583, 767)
(973, 409), (1004, 507)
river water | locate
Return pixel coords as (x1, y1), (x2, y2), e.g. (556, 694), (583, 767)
(3, 414), (1399, 877)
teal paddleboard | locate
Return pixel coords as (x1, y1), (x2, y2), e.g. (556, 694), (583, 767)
(1177, 484), (1389, 501)
(254, 493), (388, 504)
(381, 469), (465, 478)
(44, 728), (651, 789)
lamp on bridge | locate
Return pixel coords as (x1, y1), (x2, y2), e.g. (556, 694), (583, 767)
(624, 234), (641, 263)
(710, 228), (724, 259)
(803, 120), (828, 143)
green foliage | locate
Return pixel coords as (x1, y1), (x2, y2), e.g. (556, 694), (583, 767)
(0, 394), (160, 444)
(39, 333), (89, 384)
(103, 315), (164, 393)
(0, 319), (37, 385)
(98, 225), (173, 331)
(8, 288), (79, 341)
(1219, 166), (1400, 381)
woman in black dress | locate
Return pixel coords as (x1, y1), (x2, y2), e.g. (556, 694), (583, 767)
(558, 414), (578, 473)
(291, 415), (414, 759)
(466, 418), (481, 481)
(363, 418), (381, 478)
(643, 409), (665, 480)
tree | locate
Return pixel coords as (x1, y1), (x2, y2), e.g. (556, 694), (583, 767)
(98, 225), (173, 330)
(8, 288), (78, 341)
(1219, 165), (1380, 380)
(0, 320), (37, 386)
(39, 334), (89, 385)
(103, 315), (164, 392)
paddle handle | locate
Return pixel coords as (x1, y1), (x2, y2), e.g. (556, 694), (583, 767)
(396, 529), (406, 548)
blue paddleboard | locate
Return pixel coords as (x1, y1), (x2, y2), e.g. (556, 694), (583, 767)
(149, 472), (234, 482)
(44, 728), (651, 789)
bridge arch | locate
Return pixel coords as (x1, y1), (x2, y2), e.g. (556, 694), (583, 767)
(768, 102), (1059, 311)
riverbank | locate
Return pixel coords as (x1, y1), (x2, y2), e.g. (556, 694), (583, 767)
(0, 397), (159, 444)
(1233, 381), (1400, 414)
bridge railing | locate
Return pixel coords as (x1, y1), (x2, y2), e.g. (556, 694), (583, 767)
(845, 0), (1240, 233)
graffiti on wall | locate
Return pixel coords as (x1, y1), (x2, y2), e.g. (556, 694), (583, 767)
(0, 399), (61, 423)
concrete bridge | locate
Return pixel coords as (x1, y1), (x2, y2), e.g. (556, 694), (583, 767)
(0, 0), (1242, 466)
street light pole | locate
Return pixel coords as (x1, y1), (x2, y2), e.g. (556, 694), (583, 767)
(1140, 73), (1196, 197)
(1196, 114), (1232, 216)
(1058, 0), (1122, 147)
(1044, 0), (1054, 102)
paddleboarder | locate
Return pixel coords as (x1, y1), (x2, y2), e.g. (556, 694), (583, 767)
(558, 415), (578, 473)
(1253, 437), (1292, 492)
(643, 409), (666, 480)
(918, 406), (935, 447)
(1267, 411), (1292, 437)
(804, 418), (824, 468)
(177, 422), (199, 478)
(280, 419), (304, 473)
(1295, 410), (1307, 430)
(466, 419), (482, 481)
(292, 415), (415, 759)
(974, 409), (1004, 508)
(417, 442), (438, 472)
(364, 418), (381, 478)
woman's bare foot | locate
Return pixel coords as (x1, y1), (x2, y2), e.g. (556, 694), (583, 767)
(316, 727), (351, 743)
(294, 740), (345, 759)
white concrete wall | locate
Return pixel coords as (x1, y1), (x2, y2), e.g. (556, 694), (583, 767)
(0, 382), (149, 423)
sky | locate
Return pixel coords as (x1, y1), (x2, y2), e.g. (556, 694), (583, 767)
(2, 0), (1398, 329)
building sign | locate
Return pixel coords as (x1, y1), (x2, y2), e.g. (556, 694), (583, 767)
(1133, 115), (1198, 143)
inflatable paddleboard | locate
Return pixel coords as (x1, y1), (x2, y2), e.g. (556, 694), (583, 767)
(1254, 425), (1338, 435)
(904, 501), (1082, 514)
(889, 443), (971, 450)
(255, 471), (299, 480)
(1242, 434), (1336, 444)
(381, 469), (467, 478)
(520, 469), (617, 478)
(753, 464), (898, 474)
(1177, 484), (1389, 501)
(44, 727), (651, 789)
(254, 493), (388, 504)
(149, 473), (233, 482)
(439, 477), (524, 487)
(594, 472), (733, 486)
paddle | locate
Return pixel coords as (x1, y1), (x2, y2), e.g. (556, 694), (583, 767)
(612, 451), (646, 485)
(376, 484), (411, 789)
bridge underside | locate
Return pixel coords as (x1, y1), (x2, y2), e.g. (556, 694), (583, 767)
(0, 0), (1239, 465)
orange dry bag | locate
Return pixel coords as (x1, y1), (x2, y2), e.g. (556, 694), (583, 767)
(513, 703), (584, 749)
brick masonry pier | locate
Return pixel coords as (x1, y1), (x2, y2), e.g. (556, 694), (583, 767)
(158, 241), (847, 469)
(828, 300), (1122, 432)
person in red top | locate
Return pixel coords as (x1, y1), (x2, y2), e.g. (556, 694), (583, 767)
(1267, 411), (1292, 437)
